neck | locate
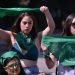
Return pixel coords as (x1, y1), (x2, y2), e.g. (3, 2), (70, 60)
(21, 32), (29, 36)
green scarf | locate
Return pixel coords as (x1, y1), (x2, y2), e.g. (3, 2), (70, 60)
(16, 32), (34, 51)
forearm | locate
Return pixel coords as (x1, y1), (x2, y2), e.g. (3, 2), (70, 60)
(45, 10), (55, 34)
(0, 29), (11, 42)
(40, 6), (55, 35)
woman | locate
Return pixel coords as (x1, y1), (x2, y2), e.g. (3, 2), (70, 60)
(0, 6), (55, 74)
(0, 51), (26, 75)
(57, 13), (75, 75)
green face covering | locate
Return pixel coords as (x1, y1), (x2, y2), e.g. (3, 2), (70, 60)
(0, 51), (18, 65)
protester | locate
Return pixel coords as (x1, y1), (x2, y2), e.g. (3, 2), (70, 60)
(0, 51), (26, 75)
(56, 13), (75, 75)
(0, 6), (55, 74)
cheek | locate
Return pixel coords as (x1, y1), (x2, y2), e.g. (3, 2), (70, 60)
(16, 67), (21, 74)
(71, 27), (74, 31)
(70, 27), (75, 34)
(17, 66), (21, 71)
(20, 24), (25, 31)
(30, 25), (33, 30)
(5, 69), (10, 74)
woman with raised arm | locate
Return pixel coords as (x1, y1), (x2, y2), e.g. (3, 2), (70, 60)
(0, 6), (55, 75)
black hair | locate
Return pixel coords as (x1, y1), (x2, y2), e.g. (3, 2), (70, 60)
(0, 56), (26, 75)
(62, 13), (75, 36)
(11, 12), (38, 40)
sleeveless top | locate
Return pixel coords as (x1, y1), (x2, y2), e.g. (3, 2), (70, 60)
(11, 32), (38, 61)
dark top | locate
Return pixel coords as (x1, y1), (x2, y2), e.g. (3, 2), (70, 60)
(11, 32), (38, 61)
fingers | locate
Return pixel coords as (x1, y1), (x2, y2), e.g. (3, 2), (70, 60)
(40, 6), (49, 14)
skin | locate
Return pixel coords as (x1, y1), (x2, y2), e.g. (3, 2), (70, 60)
(57, 15), (75, 75)
(4, 58), (20, 75)
(20, 15), (33, 35)
(70, 18), (75, 35)
(0, 6), (55, 70)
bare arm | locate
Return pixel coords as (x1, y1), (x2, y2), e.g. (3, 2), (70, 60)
(0, 29), (13, 49)
(0, 29), (10, 40)
(35, 6), (55, 50)
(40, 6), (55, 36)
(35, 6), (56, 69)
(40, 6), (56, 69)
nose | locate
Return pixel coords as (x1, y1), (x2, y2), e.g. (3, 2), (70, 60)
(13, 64), (18, 69)
(26, 23), (30, 27)
(13, 65), (16, 69)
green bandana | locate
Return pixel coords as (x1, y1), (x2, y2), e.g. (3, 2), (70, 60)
(16, 32), (34, 51)
(0, 8), (40, 18)
(42, 35), (75, 66)
(0, 51), (18, 65)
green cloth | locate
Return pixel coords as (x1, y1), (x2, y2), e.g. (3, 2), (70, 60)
(42, 35), (75, 66)
(16, 32), (34, 50)
(0, 8), (40, 18)
(0, 51), (18, 65)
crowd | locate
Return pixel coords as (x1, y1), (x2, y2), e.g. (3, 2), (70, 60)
(0, 0), (75, 75)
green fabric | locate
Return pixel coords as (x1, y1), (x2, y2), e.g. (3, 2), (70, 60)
(42, 35), (75, 66)
(16, 32), (34, 50)
(43, 51), (50, 58)
(0, 8), (40, 18)
(0, 51), (18, 65)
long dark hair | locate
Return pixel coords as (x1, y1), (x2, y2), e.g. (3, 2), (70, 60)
(0, 57), (26, 75)
(11, 12), (37, 40)
(62, 13), (75, 36)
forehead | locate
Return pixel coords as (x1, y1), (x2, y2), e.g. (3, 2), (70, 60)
(6, 58), (19, 65)
(22, 15), (33, 21)
(72, 18), (75, 23)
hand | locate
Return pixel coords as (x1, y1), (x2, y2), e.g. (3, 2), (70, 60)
(40, 6), (49, 14)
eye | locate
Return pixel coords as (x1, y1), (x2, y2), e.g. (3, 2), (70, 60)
(5, 63), (20, 69)
(23, 22), (27, 25)
(23, 21), (32, 25)
(28, 22), (32, 25)
(71, 22), (75, 25)
(71, 23), (75, 28)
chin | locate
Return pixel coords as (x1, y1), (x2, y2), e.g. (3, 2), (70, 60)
(13, 73), (19, 75)
(24, 31), (30, 34)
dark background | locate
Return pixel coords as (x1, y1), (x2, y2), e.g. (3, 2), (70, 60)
(0, 0), (75, 32)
